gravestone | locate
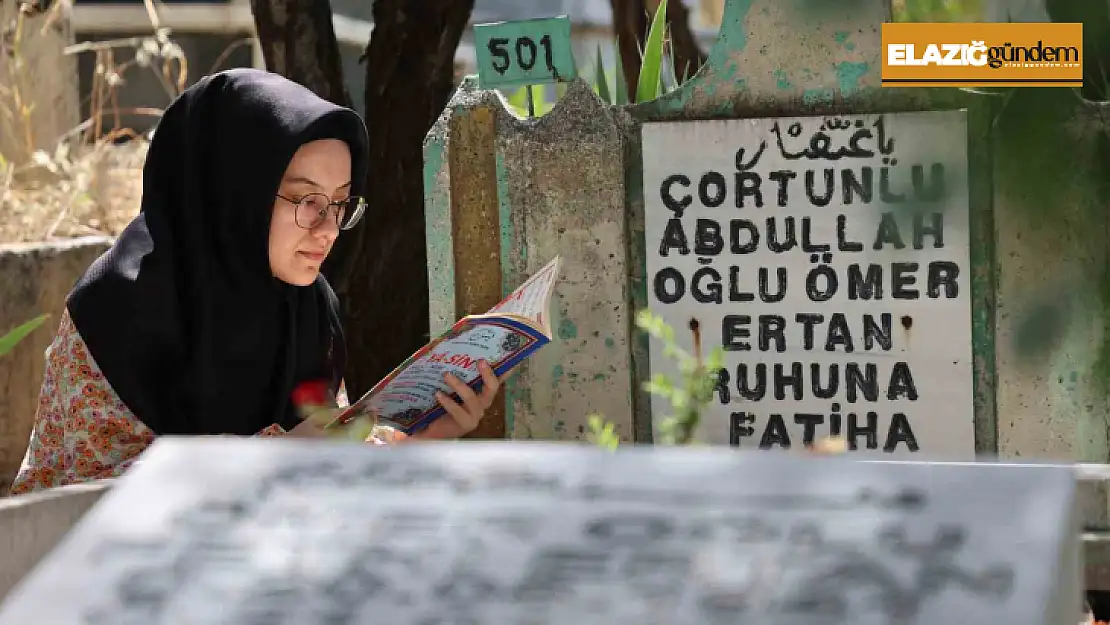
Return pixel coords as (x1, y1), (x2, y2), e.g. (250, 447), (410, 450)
(642, 111), (973, 458)
(424, 0), (995, 453)
(0, 437), (1082, 625)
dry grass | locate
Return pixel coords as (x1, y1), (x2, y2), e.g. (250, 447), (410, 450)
(0, 0), (191, 244)
(0, 138), (149, 244)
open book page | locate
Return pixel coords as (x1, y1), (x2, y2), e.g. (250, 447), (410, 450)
(329, 257), (561, 435)
(483, 256), (561, 330)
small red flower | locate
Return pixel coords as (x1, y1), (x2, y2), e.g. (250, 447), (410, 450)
(291, 380), (330, 407)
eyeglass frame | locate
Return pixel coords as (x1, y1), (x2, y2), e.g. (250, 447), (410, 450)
(275, 192), (367, 231)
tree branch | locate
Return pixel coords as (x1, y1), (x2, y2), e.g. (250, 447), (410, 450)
(664, 0), (707, 82)
(339, 0), (475, 395)
(248, 0), (351, 108)
(610, 0), (648, 97)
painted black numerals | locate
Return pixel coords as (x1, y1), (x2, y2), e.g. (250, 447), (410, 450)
(487, 35), (556, 75)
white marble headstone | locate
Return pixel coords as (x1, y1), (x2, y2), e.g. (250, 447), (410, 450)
(0, 438), (1080, 625)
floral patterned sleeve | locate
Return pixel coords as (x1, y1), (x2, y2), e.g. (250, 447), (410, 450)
(9, 310), (286, 496)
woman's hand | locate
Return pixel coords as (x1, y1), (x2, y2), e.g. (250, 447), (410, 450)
(408, 360), (503, 441)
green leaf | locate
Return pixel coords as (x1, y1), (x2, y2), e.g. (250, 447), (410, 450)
(613, 37), (629, 105)
(505, 86), (530, 115)
(636, 0), (668, 103)
(644, 373), (676, 400)
(661, 342), (683, 360)
(506, 86), (527, 109)
(593, 44), (612, 104)
(586, 412), (621, 450)
(588, 413), (604, 433)
(0, 314), (50, 358)
(670, 388), (690, 410)
(666, 45), (678, 92)
(705, 346), (726, 371)
(679, 58), (692, 86)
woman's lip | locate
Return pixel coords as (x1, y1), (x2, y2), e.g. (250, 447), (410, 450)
(299, 251), (326, 261)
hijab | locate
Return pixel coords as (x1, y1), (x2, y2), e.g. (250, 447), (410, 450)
(66, 68), (369, 436)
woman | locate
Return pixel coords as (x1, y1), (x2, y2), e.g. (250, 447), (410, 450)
(9, 68), (499, 495)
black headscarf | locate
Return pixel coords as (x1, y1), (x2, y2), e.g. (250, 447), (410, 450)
(66, 68), (369, 436)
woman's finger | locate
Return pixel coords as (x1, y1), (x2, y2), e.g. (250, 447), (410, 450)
(477, 361), (500, 406)
(443, 372), (484, 416)
(435, 390), (479, 433)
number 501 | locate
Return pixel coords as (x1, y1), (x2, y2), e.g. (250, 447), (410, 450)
(487, 35), (557, 75)
(473, 17), (575, 90)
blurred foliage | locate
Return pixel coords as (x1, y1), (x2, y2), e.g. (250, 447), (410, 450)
(588, 310), (724, 448)
(892, 0), (1110, 394)
(990, 3), (1110, 390)
(891, 0), (983, 21)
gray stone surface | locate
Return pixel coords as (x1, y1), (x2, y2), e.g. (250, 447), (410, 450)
(0, 480), (112, 602)
(0, 437), (1080, 625)
(495, 80), (635, 442)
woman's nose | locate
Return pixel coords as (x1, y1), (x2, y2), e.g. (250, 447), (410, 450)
(313, 212), (340, 241)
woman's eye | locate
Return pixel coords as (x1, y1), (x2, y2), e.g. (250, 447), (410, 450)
(301, 196), (327, 211)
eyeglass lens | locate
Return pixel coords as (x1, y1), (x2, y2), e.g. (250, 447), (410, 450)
(295, 193), (365, 230)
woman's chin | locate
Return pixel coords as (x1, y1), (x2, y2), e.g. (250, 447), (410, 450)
(275, 267), (319, 287)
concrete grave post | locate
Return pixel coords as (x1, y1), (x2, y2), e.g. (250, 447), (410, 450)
(425, 78), (635, 442)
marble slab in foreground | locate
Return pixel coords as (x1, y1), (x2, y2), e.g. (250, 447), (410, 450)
(0, 438), (1080, 625)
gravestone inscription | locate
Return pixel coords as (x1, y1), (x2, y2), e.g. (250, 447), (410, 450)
(642, 110), (974, 458)
(0, 437), (1077, 625)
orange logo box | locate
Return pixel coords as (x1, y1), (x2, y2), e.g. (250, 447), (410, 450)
(881, 22), (1083, 87)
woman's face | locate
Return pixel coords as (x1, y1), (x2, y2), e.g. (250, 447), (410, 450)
(269, 139), (352, 286)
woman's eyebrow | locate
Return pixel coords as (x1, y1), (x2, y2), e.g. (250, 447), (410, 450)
(282, 175), (352, 190)
(283, 175), (323, 189)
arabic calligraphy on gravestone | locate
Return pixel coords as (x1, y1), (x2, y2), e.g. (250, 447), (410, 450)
(0, 439), (1071, 625)
(641, 110), (974, 458)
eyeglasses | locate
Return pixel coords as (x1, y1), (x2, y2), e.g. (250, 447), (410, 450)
(276, 193), (367, 231)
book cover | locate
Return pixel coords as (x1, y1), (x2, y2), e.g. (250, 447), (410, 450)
(328, 256), (562, 435)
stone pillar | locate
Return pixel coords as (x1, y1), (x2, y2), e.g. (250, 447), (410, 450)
(494, 81), (634, 441)
(424, 78), (636, 442)
(424, 79), (511, 439)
